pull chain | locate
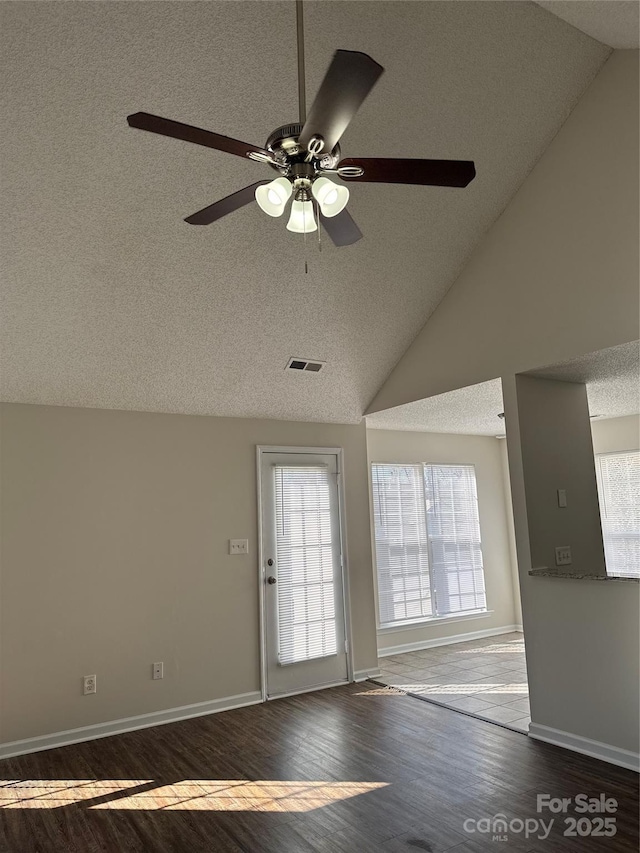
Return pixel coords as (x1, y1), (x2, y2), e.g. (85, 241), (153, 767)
(315, 198), (322, 253)
(303, 203), (308, 274)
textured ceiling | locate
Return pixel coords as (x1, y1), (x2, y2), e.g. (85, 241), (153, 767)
(535, 1), (640, 48)
(366, 341), (639, 435)
(528, 340), (640, 418)
(366, 379), (506, 435)
(0, 2), (610, 423)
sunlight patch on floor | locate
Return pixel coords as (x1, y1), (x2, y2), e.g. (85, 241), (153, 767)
(354, 686), (406, 696)
(376, 634), (530, 732)
(384, 681), (528, 696)
(0, 779), (389, 812)
(0, 780), (151, 809)
(456, 643), (524, 655)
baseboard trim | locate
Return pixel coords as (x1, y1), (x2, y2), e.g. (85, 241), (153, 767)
(0, 691), (263, 761)
(354, 668), (381, 682)
(378, 625), (522, 658)
(529, 723), (640, 772)
(268, 679), (350, 701)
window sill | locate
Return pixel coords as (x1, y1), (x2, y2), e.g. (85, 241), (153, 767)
(377, 609), (494, 634)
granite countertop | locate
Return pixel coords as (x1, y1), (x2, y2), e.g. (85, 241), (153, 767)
(528, 567), (640, 583)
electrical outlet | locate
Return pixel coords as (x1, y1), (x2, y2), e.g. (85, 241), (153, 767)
(229, 539), (249, 555)
(83, 674), (97, 695)
(153, 662), (164, 680)
(555, 545), (572, 566)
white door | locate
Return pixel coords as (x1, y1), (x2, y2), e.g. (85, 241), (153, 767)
(259, 449), (349, 699)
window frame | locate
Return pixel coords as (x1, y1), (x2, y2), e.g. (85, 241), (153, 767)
(370, 460), (489, 631)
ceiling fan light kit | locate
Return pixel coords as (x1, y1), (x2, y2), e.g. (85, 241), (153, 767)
(255, 177), (292, 217)
(126, 1), (476, 247)
(286, 199), (317, 234)
(312, 177), (349, 217)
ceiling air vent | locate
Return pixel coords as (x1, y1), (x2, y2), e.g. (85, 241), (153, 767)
(286, 357), (325, 373)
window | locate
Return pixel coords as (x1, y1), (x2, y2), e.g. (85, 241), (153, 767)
(595, 450), (640, 578)
(370, 465), (433, 625)
(371, 463), (487, 627)
(274, 465), (338, 664)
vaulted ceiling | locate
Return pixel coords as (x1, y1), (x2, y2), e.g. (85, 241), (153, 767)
(1, 2), (611, 423)
(535, 1), (639, 49)
(366, 342), (640, 435)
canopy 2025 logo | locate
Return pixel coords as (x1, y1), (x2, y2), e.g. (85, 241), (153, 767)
(462, 793), (618, 842)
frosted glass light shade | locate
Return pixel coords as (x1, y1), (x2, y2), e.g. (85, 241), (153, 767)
(286, 200), (317, 233)
(312, 177), (349, 217)
(255, 178), (292, 217)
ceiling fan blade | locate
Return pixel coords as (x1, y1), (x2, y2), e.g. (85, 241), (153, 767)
(320, 208), (363, 247)
(127, 112), (270, 161)
(184, 181), (269, 225)
(338, 158), (476, 187)
(298, 51), (384, 156)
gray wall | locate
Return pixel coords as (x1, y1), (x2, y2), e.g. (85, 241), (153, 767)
(369, 50), (639, 414)
(514, 376), (605, 575)
(502, 383), (639, 755)
(500, 439), (523, 627)
(521, 571), (639, 753)
(0, 403), (378, 744)
(362, 46), (640, 761)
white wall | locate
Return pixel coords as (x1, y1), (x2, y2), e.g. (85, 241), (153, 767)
(591, 414), (639, 455)
(366, 429), (518, 653)
(0, 403), (378, 745)
(369, 50), (639, 414)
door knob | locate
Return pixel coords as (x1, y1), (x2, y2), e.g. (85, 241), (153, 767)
(267, 576), (277, 585)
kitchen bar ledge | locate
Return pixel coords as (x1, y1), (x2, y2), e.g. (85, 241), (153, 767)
(528, 567), (639, 582)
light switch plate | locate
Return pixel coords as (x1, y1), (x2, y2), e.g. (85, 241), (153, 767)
(555, 545), (572, 566)
(229, 539), (249, 555)
(557, 489), (567, 508)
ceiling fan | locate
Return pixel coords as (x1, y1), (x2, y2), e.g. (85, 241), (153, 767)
(127, 1), (475, 247)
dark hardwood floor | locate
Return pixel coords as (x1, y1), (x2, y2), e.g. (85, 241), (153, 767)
(1, 683), (638, 852)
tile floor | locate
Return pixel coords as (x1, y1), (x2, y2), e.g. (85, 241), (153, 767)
(375, 631), (530, 733)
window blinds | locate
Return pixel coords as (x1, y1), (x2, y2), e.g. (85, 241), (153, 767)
(371, 464), (433, 625)
(596, 451), (640, 577)
(424, 464), (486, 616)
(274, 465), (338, 665)
(371, 463), (486, 626)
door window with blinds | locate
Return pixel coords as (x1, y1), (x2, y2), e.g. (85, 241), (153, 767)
(371, 463), (487, 627)
(274, 465), (338, 664)
(595, 450), (640, 577)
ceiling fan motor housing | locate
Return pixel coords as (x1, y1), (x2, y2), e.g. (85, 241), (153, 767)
(265, 123), (341, 176)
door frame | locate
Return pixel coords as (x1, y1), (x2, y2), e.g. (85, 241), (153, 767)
(256, 446), (355, 702)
